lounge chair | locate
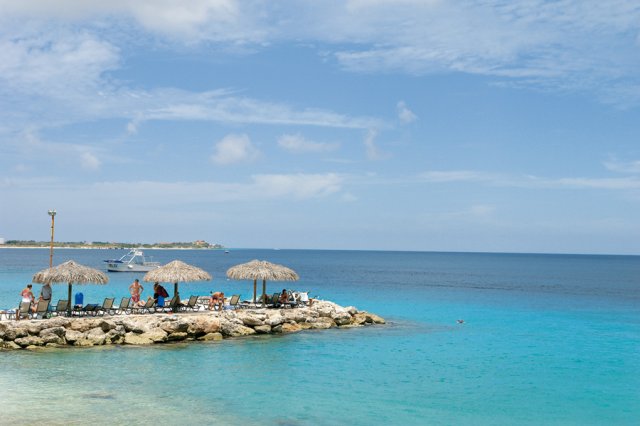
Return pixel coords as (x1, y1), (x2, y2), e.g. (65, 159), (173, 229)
(50, 299), (69, 317)
(269, 293), (280, 308)
(95, 298), (115, 316)
(117, 297), (132, 315)
(16, 301), (31, 320)
(183, 295), (200, 312)
(160, 295), (183, 313)
(132, 298), (155, 314)
(32, 299), (50, 319)
(227, 294), (242, 310)
(79, 303), (100, 316)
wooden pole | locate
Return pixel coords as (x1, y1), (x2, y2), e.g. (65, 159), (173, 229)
(48, 210), (56, 268)
(253, 279), (257, 304)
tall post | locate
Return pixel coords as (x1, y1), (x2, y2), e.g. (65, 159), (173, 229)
(48, 209), (56, 268)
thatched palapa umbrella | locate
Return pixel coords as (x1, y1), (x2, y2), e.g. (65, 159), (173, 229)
(226, 260), (299, 306)
(143, 260), (211, 298)
(32, 260), (109, 315)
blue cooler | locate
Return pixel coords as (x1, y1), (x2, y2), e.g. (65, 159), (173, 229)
(75, 292), (84, 306)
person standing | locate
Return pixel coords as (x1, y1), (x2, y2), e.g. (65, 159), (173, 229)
(20, 284), (36, 315)
(39, 283), (52, 303)
(21, 284), (35, 305)
(129, 279), (144, 304)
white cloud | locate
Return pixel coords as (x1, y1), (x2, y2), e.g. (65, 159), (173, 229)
(2, 172), (343, 202)
(277, 133), (338, 153)
(211, 133), (259, 165)
(80, 151), (101, 170)
(0, 31), (120, 99)
(419, 169), (640, 190)
(2, 1), (638, 105)
(0, 0), (259, 44)
(251, 173), (342, 198)
(364, 129), (385, 160)
(604, 158), (640, 174)
(396, 101), (417, 124)
(419, 170), (498, 183)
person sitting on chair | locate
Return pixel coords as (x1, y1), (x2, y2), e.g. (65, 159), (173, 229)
(153, 282), (169, 305)
(209, 291), (224, 311)
(279, 289), (289, 306)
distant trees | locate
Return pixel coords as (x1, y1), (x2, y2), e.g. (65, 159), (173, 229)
(3, 240), (223, 249)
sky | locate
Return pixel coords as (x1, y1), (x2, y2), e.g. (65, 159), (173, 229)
(1, 0), (640, 254)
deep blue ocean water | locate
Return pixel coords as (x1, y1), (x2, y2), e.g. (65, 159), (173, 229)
(0, 249), (638, 425)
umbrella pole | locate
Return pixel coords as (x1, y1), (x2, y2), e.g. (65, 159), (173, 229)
(253, 279), (257, 304)
(67, 282), (72, 316)
(174, 282), (179, 298)
(262, 279), (266, 307)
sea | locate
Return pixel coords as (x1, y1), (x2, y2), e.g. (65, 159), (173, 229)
(0, 248), (638, 425)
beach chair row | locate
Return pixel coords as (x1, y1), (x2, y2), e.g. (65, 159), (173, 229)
(10, 295), (205, 320)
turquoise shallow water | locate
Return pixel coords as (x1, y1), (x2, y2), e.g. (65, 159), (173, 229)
(1, 249), (639, 425)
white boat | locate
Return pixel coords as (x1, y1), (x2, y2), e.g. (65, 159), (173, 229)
(104, 249), (161, 272)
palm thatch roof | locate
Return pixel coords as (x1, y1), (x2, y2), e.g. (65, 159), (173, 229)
(32, 260), (109, 285)
(226, 260), (299, 281)
(143, 260), (212, 283)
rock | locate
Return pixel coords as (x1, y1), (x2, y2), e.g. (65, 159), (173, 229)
(85, 328), (107, 345)
(41, 333), (65, 345)
(45, 317), (71, 328)
(2, 327), (28, 341)
(26, 322), (48, 335)
(281, 323), (302, 333)
(282, 310), (311, 323)
(331, 310), (352, 326)
(187, 317), (220, 335)
(68, 319), (100, 332)
(198, 332), (223, 341)
(253, 325), (272, 334)
(122, 317), (159, 333)
(237, 312), (266, 327)
(0, 341), (21, 350)
(0, 299), (384, 349)
(220, 320), (256, 337)
(105, 328), (125, 344)
(308, 317), (335, 329)
(167, 332), (188, 341)
(265, 313), (285, 326)
(316, 306), (335, 318)
(365, 312), (386, 324)
(142, 329), (168, 343)
(124, 332), (153, 345)
(0, 323), (9, 338)
(14, 335), (44, 347)
(40, 326), (67, 338)
(64, 329), (84, 344)
(351, 312), (368, 325)
(160, 319), (189, 334)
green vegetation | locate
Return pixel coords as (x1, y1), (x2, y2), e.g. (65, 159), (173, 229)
(2, 240), (224, 249)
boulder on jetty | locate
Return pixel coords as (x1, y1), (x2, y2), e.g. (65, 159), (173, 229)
(0, 300), (384, 351)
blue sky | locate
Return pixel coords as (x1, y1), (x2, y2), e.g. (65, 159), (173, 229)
(1, 1), (639, 254)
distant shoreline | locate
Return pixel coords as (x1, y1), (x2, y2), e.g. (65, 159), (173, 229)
(0, 246), (225, 250)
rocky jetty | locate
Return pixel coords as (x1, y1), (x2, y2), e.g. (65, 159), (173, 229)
(0, 300), (385, 351)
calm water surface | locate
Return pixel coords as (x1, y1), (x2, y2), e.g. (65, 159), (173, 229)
(0, 249), (639, 425)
